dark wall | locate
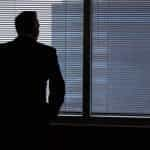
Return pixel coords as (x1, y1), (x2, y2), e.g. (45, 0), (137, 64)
(48, 125), (148, 150)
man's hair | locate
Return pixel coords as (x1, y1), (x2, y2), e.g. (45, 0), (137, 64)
(15, 11), (38, 35)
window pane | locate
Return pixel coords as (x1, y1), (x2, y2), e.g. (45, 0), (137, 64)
(0, 0), (83, 112)
(51, 0), (83, 112)
(92, 0), (150, 115)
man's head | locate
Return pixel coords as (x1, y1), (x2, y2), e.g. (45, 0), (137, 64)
(15, 11), (39, 41)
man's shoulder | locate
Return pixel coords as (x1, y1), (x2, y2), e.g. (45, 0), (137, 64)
(37, 42), (56, 54)
(0, 41), (12, 48)
(0, 41), (15, 53)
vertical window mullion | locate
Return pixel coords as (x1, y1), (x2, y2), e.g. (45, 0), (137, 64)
(83, 0), (91, 117)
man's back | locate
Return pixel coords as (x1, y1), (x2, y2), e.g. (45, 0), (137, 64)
(1, 35), (65, 124)
(0, 36), (61, 117)
(0, 11), (65, 149)
(0, 36), (64, 149)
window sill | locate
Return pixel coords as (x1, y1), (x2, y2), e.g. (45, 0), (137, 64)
(49, 114), (150, 128)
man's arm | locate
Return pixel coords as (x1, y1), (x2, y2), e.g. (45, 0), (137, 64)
(47, 48), (65, 119)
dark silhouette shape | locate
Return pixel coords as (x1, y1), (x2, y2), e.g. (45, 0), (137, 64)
(0, 11), (65, 149)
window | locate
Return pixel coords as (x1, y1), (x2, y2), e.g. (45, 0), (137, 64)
(0, 0), (150, 121)
(0, 0), (83, 113)
(92, 0), (150, 115)
(50, 0), (83, 112)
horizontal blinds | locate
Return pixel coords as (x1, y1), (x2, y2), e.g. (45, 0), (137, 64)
(0, 0), (83, 112)
(0, 1), (16, 42)
(92, 0), (150, 115)
(51, 0), (83, 112)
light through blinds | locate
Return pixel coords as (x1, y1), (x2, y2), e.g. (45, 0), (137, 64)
(92, 0), (150, 115)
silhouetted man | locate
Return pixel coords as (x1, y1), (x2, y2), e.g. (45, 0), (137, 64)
(0, 11), (65, 149)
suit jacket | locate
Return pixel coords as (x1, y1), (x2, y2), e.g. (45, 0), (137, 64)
(0, 36), (65, 148)
(0, 35), (65, 119)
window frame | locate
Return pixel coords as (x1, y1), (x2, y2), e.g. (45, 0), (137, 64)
(0, 0), (149, 127)
(54, 0), (150, 128)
